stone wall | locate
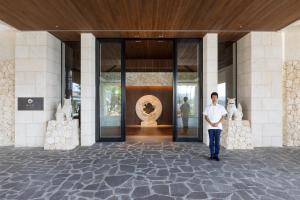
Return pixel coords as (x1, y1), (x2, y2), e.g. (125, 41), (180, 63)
(0, 31), (16, 146)
(237, 34), (252, 122)
(283, 61), (300, 146)
(237, 32), (283, 147)
(0, 60), (14, 145)
(126, 72), (172, 86)
(101, 72), (197, 86)
(15, 32), (61, 147)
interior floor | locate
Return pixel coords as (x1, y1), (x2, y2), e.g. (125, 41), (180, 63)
(126, 126), (172, 142)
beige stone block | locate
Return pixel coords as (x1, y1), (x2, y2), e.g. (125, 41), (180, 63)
(15, 111), (33, 123)
(15, 46), (29, 58)
(261, 137), (272, 146)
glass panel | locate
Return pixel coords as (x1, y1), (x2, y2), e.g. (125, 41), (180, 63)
(176, 41), (199, 138)
(99, 42), (122, 138)
(72, 83), (81, 117)
(63, 42), (81, 119)
(218, 82), (226, 107)
(125, 40), (173, 141)
(218, 42), (236, 105)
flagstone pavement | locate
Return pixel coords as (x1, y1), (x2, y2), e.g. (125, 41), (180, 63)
(0, 142), (300, 200)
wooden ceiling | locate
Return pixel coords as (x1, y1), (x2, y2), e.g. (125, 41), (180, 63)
(100, 40), (174, 72)
(100, 40), (202, 72)
(1, 0), (299, 41)
(126, 40), (173, 59)
(52, 31), (246, 42)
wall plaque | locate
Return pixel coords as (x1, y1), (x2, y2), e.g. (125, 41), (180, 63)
(18, 97), (44, 111)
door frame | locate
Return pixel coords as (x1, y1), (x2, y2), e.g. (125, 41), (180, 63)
(95, 38), (126, 142)
(173, 38), (203, 142)
(95, 38), (203, 142)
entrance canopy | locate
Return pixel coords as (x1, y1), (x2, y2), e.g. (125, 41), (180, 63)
(0, 0), (300, 41)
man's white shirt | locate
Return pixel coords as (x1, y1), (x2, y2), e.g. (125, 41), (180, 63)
(203, 103), (227, 130)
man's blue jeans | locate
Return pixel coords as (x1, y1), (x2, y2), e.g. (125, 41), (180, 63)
(208, 129), (221, 157)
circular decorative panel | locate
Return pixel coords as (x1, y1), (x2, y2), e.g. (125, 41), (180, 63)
(135, 95), (162, 124)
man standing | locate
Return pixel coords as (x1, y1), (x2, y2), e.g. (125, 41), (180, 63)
(203, 92), (227, 161)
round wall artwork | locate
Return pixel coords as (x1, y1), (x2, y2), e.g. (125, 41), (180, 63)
(135, 95), (162, 127)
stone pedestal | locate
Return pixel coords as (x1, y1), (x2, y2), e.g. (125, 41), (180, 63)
(44, 119), (79, 150)
(141, 121), (157, 127)
(221, 120), (253, 149)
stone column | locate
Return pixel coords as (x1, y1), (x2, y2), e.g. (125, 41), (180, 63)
(237, 32), (283, 147)
(203, 33), (218, 145)
(237, 34), (252, 122)
(15, 31), (61, 147)
(80, 33), (96, 146)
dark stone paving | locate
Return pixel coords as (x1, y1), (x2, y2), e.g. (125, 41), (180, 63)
(0, 142), (300, 200)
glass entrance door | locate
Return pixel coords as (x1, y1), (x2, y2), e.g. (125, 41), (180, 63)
(173, 39), (203, 142)
(96, 39), (125, 141)
(95, 38), (202, 142)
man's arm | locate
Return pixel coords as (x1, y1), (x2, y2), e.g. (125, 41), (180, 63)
(217, 107), (227, 125)
(205, 115), (214, 127)
(216, 115), (226, 125)
(203, 106), (216, 127)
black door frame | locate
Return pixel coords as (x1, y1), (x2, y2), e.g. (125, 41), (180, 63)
(95, 38), (203, 142)
(173, 39), (203, 142)
(95, 39), (126, 142)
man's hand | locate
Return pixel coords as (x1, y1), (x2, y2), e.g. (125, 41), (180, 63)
(211, 122), (219, 127)
(205, 116), (219, 127)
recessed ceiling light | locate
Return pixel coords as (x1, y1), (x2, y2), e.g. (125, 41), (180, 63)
(55, 25), (59, 28)
(239, 25), (243, 28)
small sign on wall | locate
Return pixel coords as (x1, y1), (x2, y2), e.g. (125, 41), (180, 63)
(18, 97), (44, 111)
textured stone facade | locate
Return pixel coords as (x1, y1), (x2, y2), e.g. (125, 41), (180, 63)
(80, 33), (96, 146)
(0, 59), (14, 146)
(283, 61), (300, 146)
(126, 72), (172, 86)
(101, 72), (197, 86)
(237, 32), (283, 147)
(221, 120), (253, 149)
(44, 119), (79, 150)
(14, 32), (61, 147)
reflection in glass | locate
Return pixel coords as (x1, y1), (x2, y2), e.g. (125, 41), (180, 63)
(72, 83), (81, 117)
(218, 82), (226, 107)
(63, 42), (81, 119)
(176, 42), (200, 138)
(99, 43), (122, 138)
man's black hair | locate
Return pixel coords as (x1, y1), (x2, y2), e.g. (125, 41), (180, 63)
(211, 92), (218, 98)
